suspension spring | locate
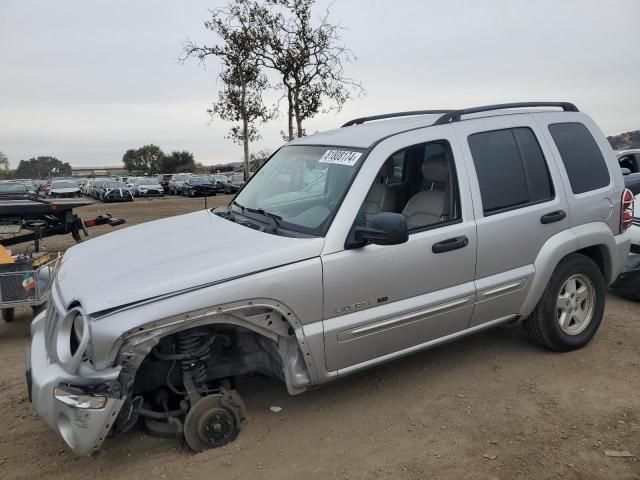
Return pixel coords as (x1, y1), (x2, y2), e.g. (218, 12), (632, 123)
(177, 331), (210, 387)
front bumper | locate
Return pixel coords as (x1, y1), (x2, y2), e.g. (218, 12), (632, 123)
(139, 189), (163, 196)
(28, 311), (124, 456)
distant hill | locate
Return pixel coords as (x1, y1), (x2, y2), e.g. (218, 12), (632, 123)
(608, 130), (640, 150)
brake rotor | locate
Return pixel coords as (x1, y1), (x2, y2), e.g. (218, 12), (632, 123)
(183, 389), (246, 452)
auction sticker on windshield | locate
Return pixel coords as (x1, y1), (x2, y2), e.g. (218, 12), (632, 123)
(318, 150), (362, 166)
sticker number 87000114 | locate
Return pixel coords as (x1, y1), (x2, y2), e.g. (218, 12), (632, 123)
(318, 150), (363, 166)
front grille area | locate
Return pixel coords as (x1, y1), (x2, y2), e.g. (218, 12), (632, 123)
(633, 218), (640, 227)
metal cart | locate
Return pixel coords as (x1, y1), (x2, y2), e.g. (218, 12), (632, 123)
(0, 253), (61, 322)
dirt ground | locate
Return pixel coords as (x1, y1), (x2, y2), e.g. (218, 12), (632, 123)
(0, 196), (638, 480)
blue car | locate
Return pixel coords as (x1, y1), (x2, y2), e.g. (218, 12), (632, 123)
(182, 176), (217, 197)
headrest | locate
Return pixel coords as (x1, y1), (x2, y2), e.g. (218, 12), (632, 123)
(421, 154), (449, 183)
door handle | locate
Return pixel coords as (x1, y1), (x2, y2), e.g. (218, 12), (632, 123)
(540, 210), (566, 224)
(432, 236), (469, 254)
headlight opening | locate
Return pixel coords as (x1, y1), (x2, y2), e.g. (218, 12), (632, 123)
(55, 307), (89, 371)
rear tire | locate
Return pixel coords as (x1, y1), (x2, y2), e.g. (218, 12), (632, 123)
(523, 253), (605, 352)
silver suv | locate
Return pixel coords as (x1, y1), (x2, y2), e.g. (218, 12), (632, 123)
(27, 102), (632, 455)
(168, 173), (191, 195)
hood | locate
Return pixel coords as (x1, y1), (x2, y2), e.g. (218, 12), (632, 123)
(56, 210), (325, 314)
(139, 184), (162, 189)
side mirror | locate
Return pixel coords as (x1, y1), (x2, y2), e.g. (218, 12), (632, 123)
(621, 167), (631, 176)
(348, 212), (409, 248)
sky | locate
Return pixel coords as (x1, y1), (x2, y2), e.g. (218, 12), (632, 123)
(1, 0), (639, 167)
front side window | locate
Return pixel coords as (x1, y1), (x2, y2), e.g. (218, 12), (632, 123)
(234, 145), (365, 235)
(549, 122), (610, 194)
(360, 140), (460, 231)
(468, 127), (554, 215)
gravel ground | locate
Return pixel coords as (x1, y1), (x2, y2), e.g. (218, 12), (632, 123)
(0, 196), (638, 480)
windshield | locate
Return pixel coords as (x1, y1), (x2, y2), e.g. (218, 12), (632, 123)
(138, 179), (158, 185)
(105, 182), (126, 188)
(52, 181), (78, 189)
(0, 183), (26, 193)
(233, 145), (365, 235)
(212, 175), (228, 182)
(190, 176), (210, 183)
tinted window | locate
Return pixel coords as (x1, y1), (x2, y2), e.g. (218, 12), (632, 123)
(468, 128), (554, 215)
(549, 122), (610, 194)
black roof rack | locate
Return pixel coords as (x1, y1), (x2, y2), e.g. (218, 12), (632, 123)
(341, 110), (454, 128)
(433, 102), (578, 126)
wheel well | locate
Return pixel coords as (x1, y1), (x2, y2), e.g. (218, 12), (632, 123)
(117, 306), (313, 401)
(575, 245), (610, 281)
(130, 323), (286, 397)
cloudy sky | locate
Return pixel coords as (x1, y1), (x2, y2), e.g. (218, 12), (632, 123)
(1, 0), (639, 167)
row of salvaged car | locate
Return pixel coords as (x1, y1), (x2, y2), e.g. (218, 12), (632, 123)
(4, 172), (245, 203)
(81, 173), (246, 202)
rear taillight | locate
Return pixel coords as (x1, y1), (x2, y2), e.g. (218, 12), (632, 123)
(620, 188), (634, 233)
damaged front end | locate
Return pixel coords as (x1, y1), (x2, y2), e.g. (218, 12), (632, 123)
(28, 304), (125, 455)
(111, 301), (313, 451)
(29, 296), (315, 455)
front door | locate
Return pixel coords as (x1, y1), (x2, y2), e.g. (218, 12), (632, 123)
(322, 127), (477, 372)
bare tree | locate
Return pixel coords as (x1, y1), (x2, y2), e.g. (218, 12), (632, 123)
(0, 151), (9, 170)
(255, 0), (364, 140)
(182, 1), (274, 180)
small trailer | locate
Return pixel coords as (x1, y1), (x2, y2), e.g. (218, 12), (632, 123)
(0, 195), (125, 250)
(0, 195), (125, 322)
(0, 252), (61, 322)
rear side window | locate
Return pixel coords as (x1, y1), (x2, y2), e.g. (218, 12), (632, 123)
(468, 127), (554, 215)
(548, 122), (610, 194)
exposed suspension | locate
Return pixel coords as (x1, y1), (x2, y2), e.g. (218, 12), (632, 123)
(177, 330), (211, 389)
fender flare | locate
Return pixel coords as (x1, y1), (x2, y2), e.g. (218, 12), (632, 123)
(519, 223), (617, 317)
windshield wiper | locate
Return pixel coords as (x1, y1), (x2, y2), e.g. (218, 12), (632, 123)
(243, 206), (283, 233)
(246, 207), (282, 226)
(229, 201), (283, 233)
(231, 200), (245, 213)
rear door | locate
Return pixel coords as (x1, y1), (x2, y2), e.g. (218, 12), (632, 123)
(454, 115), (570, 327)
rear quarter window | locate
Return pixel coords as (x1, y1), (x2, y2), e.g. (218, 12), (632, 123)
(548, 122), (610, 194)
